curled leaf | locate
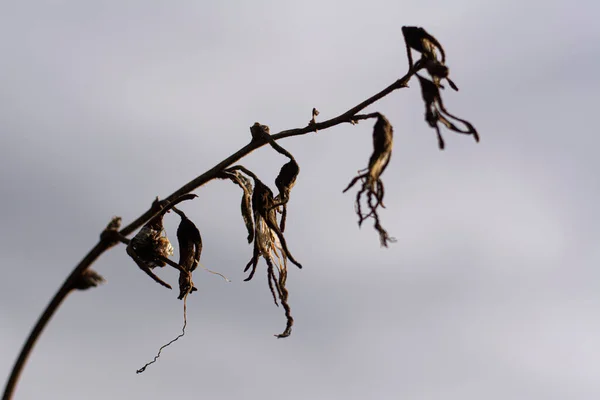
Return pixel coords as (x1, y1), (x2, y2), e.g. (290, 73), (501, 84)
(173, 208), (202, 300)
(250, 176), (302, 337)
(343, 113), (396, 247)
(218, 170), (254, 243)
(126, 199), (176, 289)
(251, 178), (302, 270)
(275, 159), (299, 202)
(239, 175), (254, 242)
(402, 26), (458, 90)
(417, 74), (479, 149)
(226, 167), (302, 338)
(127, 225), (174, 289)
(402, 26), (446, 67)
(274, 159), (300, 232)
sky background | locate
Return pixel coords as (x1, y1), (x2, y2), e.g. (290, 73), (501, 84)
(1, 1), (598, 399)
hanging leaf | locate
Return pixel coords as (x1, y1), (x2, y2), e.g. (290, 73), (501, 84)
(343, 113), (396, 247)
(274, 159), (300, 232)
(218, 170), (254, 243)
(173, 208), (202, 300)
(416, 74), (479, 149)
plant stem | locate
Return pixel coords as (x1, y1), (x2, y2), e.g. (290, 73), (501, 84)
(2, 71), (413, 400)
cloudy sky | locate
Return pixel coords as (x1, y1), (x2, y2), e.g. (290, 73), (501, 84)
(1, 1), (598, 399)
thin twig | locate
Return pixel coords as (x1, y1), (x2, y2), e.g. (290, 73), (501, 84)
(2, 70), (415, 400)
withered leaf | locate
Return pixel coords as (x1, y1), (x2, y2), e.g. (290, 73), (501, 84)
(274, 159), (299, 232)
(344, 114), (395, 247)
(402, 26), (460, 91)
(251, 178), (301, 268)
(237, 173), (254, 243)
(368, 114), (393, 181)
(275, 159), (299, 202)
(219, 170), (254, 243)
(224, 166), (303, 338)
(174, 209), (202, 273)
(417, 74), (479, 149)
(402, 26), (446, 66)
(127, 222), (174, 289)
(125, 196), (199, 290)
(173, 208), (202, 300)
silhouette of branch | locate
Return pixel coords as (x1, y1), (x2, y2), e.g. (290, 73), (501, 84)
(3, 27), (480, 395)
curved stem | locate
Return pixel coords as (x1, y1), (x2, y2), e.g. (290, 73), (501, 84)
(2, 240), (113, 400)
(2, 70), (414, 400)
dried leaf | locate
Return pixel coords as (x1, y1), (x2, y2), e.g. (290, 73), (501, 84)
(274, 159), (300, 232)
(343, 114), (396, 246)
(402, 26), (460, 91)
(126, 200), (175, 289)
(231, 170), (303, 338)
(402, 26), (446, 66)
(417, 74), (479, 149)
(237, 174), (254, 243)
(173, 208), (202, 300)
(251, 178), (302, 270)
(218, 170), (254, 243)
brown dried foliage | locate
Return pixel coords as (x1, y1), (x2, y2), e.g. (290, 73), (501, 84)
(218, 170), (254, 243)
(402, 25), (478, 149)
(273, 159), (299, 232)
(126, 202), (174, 289)
(344, 113), (396, 247)
(416, 74), (479, 149)
(4, 26), (483, 400)
(173, 207), (202, 300)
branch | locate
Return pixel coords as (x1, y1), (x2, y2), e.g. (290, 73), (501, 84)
(2, 70), (414, 400)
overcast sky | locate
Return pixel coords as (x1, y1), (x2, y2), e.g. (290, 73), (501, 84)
(1, 1), (598, 399)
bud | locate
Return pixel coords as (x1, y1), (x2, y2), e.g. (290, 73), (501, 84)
(72, 269), (105, 291)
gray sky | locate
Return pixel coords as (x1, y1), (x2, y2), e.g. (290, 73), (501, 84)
(1, 1), (599, 399)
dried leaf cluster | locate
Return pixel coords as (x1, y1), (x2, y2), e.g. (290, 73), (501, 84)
(344, 113), (396, 246)
(220, 123), (302, 338)
(119, 27), (480, 349)
(3, 26), (483, 400)
(402, 26), (479, 149)
(67, 26), (479, 373)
